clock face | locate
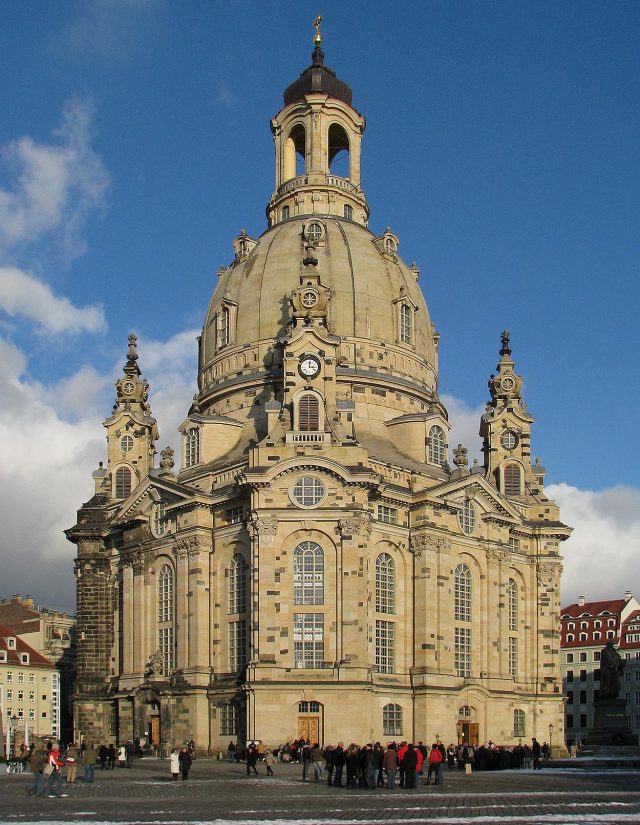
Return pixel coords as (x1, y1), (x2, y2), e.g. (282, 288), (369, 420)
(299, 356), (320, 378)
(122, 380), (136, 396)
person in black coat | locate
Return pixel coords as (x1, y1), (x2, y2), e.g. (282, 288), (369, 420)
(178, 746), (192, 781)
(332, 742), (346, 787)
(403, 744), (418, 790)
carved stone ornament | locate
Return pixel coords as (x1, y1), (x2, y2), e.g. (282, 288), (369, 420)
(537, 560), (562, 586)
(337, 514), (372, 539)
(486, 546), (509, 563)
(410, 534), (451, 559)
(145, 650), (164, 678)
(173, 535), (211, 558)
(121, 548), (145, 573)
(248, 513), (279, 538)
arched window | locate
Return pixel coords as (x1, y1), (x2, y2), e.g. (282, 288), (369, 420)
(459, 499), (475, 535)
(115, 467), (132, 499)
(343, 204), (353, 220)
(383, 703), (403, 736)
(594, 631), (601, 640)
(281, 205), (289, 221)
(428, 425), (446, 465)
(579, 632), (588, 641)
(400, 303), (412, 344)
(513, 708), (525, 737)
(580, 622), (588, 630)
(228, 554), (248, 614)
(375, 553), (395, 614)
(157, 564), (174, 676)
(186, 428), (199, 468)
(567, 633), (574, 642)
(504, 464), (521, 496)
(293, 541), (324, 605)
(284, 124), (306, 179)
(328, 123), (349, 176)
(455, 564), (472, 622)
(218, 306), (229, 347)
(508, 579), (518, 631)
(298, 394), (320, 431)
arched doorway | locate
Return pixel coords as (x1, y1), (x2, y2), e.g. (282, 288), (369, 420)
(297, 700), (323, 744)
(456, 705), (479, 746)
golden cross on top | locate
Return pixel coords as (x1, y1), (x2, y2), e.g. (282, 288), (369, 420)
(313, 15), (323, 46)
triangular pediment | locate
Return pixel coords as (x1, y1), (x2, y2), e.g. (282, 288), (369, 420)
(423, 473), (522, 522)
(113, 475), (203, 523)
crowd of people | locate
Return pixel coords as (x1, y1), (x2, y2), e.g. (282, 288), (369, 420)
(235, 737), (553, 786)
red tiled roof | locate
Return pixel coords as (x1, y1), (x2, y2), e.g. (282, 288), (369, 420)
(0, 602), (40, 634)
(560, 599), (626, 618)
(0, 624), (52, 668)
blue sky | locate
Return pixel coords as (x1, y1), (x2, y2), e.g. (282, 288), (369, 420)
(0, 0), (638, 611)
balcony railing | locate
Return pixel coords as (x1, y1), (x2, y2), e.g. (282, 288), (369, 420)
(276, 174), (357, 197)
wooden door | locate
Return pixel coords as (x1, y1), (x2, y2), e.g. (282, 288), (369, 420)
(150, 716), (160, 746)
(298, 716), (319, 744)
(462, 722), (479, 746)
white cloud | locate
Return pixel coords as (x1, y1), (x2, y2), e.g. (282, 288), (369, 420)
(0, 97), (109, 262)
(442, 392), (484, 468)
(548, 483), (640, 607)
(0, 267), (106, 335)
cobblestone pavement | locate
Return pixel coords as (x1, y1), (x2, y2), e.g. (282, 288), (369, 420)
(1, 759), (639, 824)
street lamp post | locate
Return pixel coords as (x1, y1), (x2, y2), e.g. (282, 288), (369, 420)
(548, 723), (553, 757)
(456, 721), (462, 747)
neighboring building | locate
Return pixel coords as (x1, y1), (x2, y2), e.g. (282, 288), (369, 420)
(0, 624), (60, 751)
(560, 592), (640, 748)
(67, 32), (570, 753)
(0, 595), (76, 742)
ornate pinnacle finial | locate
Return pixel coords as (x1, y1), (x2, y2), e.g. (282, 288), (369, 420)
(500, 330), (511, 357)
(453, 444), (468, 468)
(313, 14), (323, 47)
(127, 333), (139, 364)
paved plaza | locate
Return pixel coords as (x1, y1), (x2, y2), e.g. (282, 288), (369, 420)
(1, 758), (639, 824)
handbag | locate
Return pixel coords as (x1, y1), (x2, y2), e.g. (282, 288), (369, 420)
(43, 763), (54, 776)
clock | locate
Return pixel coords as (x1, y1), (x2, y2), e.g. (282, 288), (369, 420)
(122, 379), (136, 396)
(299, 355), (321, 378)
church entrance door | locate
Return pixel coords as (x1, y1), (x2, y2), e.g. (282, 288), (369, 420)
(150, 716), (160, 746)
(461, 722), (479, 746)
(298, 716), (319, 744)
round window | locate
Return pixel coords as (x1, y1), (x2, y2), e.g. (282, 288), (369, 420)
(306, 223), (323, 242)
(120, 435), (134, 453)
(292, 476), (326, 507)
(459, 499), (476, 535)
(501, 431), (517, 450)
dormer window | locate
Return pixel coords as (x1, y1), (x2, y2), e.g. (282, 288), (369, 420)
(214, 300), (237, 352)
(7, 637), (16, 649)
(219, 306), (229, 347)
(393, 293), (416, 347)
(385, 237), (397, 254)
(186, 428), (200, 468)
(20, 653), (29, 665)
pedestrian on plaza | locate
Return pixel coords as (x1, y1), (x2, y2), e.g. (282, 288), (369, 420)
(118, 744), (126, 767)
(301, 741), (311, 780)
(426, 742), (442, 785)
(265, 748), (275, 776)
(246, 743), (259, 776)
(397, 741), (408, 788)
(83, 743), (97, 783)
(541, 741), (550, 762)
(170, 748), (180, 780)
(531, 738), (542, 770)
(125, 739), (135, 768)
(65, 742), (79, 784)
(227, 741), (236, 762)
(107, 743), (116, 769)
(98, 743), (108, 770)
(332, 741), (345, 787)
(45, 741), (67, 798)
(383, 743), (398, 789)
(403, 743), (418, 790)
(323, 745), (334, 786)
(446, 744), (456, 769)
(310, 742), (324, 781)
(178, 746), (192, 781)
(26, 741), (46, 796)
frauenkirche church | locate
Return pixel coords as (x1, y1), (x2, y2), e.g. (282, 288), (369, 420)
(67, 27), (570, 753)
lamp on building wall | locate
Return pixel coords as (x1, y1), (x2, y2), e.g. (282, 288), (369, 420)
(548, 723), (553, 750)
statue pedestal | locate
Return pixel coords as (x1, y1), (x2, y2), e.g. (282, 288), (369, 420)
(580, 698), (639, 752)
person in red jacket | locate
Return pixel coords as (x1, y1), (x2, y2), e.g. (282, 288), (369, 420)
(46, 743), (67, 798)
(397, 741), (408, 788)
(426, 742), (443, 785)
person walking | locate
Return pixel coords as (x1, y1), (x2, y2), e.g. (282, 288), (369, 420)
(107, 743), (116, 770)
(265, 748), (275, 776)
(65, 743), (79, 785)
(403, 743), (418, 790)
(125, 739), (135, 768)
(246, 743), (259, 776)
(426, 743), (442, 785)
(45, 742), (67, 798)
(98, 743), (109, 770)
(531, 737), (542, 770)
(83, 743), (97, 784)
(170, 748), (180, 780)
(332, 742), (345, 787)
(26, 742), (46, 796)
(383, 743), (398, 789)
(310, 743), (324, 782)
(178, 746), (192, 781)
